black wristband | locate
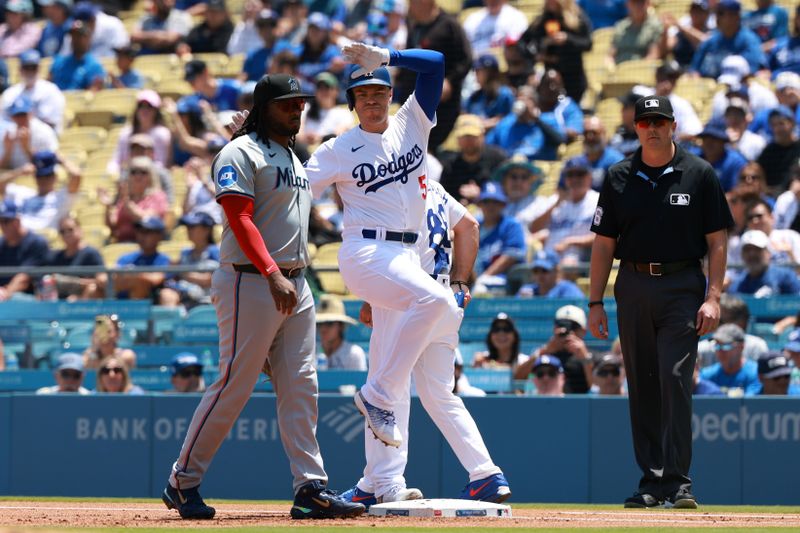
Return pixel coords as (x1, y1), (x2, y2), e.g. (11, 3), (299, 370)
(588, 300), (604, 308)
(450, 280), (468, 289)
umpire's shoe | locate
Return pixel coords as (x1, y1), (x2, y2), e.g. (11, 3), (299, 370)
(623, 492), (663, 509)
(354, 390), (402, 447)
(666, 489), (698, 509)
(162, 484), (216, 519)
(291, 480), (366, 519)
(460, 473), (511, 503)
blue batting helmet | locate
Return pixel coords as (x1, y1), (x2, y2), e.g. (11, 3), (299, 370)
(345, 65), (392, 110)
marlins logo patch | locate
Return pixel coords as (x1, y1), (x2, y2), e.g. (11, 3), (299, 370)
(217, 165), (238, 187)
(593, 206), (603, 226)
(670, 193), (690, 206)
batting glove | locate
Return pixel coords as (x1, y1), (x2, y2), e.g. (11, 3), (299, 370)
(343, 42), (390, 78)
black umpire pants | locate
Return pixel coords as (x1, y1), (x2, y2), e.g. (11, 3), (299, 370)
(614, 263), (706, 499)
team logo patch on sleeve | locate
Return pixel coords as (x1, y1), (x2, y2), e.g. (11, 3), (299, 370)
(593, 206), (603, 226)
(670, 193), (690, 206)
(217, 165), (238, 187)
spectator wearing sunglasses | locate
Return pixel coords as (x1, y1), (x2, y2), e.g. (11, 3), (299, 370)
(755, 351), (800, 396)
(690, 121), (747, 193)
(529, 354), (564, 396)
(83, 314), (137, 370)
(699, 323), (760, 397)
(591, 353), (626, 396)
(94, 355), (145, 394)
(743, 197), (800, 266)
(472, 313), (529, 371)
(728, 229), (800, 297)
(37, 353), (90, 394)
(168, 352), (206, 393)
(696, 294), (767, 368)
(516, 249), (583, 298)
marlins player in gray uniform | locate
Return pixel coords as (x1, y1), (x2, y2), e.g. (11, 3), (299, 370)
(162, 74), (365, 521)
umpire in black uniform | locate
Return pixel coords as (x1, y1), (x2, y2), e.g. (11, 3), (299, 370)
(587, 96), (733, 509)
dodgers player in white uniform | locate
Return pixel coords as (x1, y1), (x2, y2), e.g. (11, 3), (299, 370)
(341, 180), (511, 505)
(306, 43), (462, 449)
(162, 74), (364, 521)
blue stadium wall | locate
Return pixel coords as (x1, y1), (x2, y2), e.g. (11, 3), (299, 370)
(1, 394), (799, 504)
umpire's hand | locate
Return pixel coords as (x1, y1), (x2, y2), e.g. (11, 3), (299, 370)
(267, 272), (298, 315)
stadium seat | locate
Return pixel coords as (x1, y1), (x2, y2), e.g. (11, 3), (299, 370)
(101, 242), (139, 265)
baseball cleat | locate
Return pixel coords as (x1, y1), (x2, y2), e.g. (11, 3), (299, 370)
(624, 492), (663, 508)
(341, 485), (377, 509)
(354, 390), (402, 447)
(379, 485), (424, 503)
(460, 473), (511, 503)
(162, 484), (216, 519)
(291, 480), (366, 519)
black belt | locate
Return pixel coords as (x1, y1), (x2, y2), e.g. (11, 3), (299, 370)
(233, 264), (304, 278)
(362, 228), (418, 244)
(622, 260), (699, 277)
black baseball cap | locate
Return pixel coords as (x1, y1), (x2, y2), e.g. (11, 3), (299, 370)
(184, 59), (207, 82)
(634, 95), (674, 121)
(254, 74), (313, 102)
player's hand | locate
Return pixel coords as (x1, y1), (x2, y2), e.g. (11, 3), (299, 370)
(227, 109), (249, 134)
(267, 272), (298, 315)
(588, 306), (609, 340)
(342, 42), (390, 77)
(696, 299), (720, 337)
(452, 284), (471, 308)
(359, 302), (373, 327)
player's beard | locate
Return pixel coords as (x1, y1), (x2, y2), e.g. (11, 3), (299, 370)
(271, 120), (302, 137)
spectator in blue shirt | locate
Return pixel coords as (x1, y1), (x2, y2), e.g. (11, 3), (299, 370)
(755, 351), (800, 395)
(767, 6), (800, 77)
(273, 12), (344, 93)
(700, 323), (761, 396)
(108, 45), (144, 89)
(241, 9), (277, 81)
(559, 116), (624, 191)
(486, 85), (546, 159)
(690, 0), (765, 79)
(516, 249), (584, 298)
(693, 358), (724, 395)
(182, 59), (240, 112)
(474, 181), (526, 294)
(160, 211), (219, 308)
(728, 229), (800, 297)
(0, 199), (49, 298)
(577, 0), (625, 30)
(692, 121), (747, 192)
(37, 0), (73, 57)
(49, 20), (105, 91)
(743, 0), (788, 51)
(113, 217), (171, 300)
(464, 54), (515, 132)
(535, 69), (583, 157)
(748, 71), (800, 142)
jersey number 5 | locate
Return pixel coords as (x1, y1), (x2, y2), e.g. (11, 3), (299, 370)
(418, 174), (427, 199)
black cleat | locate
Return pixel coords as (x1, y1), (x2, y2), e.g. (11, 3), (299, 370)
(667, 490), (698, 509)
(162, 484), (216, 519)
(290, 480), (366, 519)
(623, 492), (663, 509)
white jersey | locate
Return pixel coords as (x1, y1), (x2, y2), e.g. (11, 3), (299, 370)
(419, 180), (467, 277)
(462, 4), (529, 56)
(306, 93), (435, 236)
(6, 184), (77, 232)
(545, 189), (599, 261)
(0, 79), (65, 132)
(213, 132), (311, 268)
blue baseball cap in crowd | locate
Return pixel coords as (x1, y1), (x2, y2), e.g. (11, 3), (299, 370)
(690, 0), (709, 9)
(0, 199), (19, 219)
(184, 59), (207, 82)
(72, 1), (98, 20)
(769, 105), (796, 122)
(135, 216), (166, 232)
(38, 0), (73, 7)
(562, 155), (592, 176)
(176, 95), (203, 114)
(366, 12), (388, 36)
(19, 49), (40, 67)
(57, 352), (84, 372)
(170, 352), (203, 376)
(473, 54), (499, 71)
(478, 181), (508, 204)
(308, 12), (332, 31)
(717, 0), (741, 13)
(532, 249), (560, 271)
(699, 121), (729, 142)
(179, 211), (215, 227)
(33, 151), (58, 177)
(758, 351), (792, 379)
(784, 328), (800, 352)
(532, 354), (563, 372)
(9, 95), (32, 116)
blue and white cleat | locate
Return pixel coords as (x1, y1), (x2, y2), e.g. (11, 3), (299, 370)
(354, 390), (402, 447)
(341, 485), (378, 509)
(460, 473), (511, 503)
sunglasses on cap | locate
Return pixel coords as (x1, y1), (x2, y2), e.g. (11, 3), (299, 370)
(597, 368), (621, 377)
(635, 118), (670, 128)
(59, 369), (82, 380)
(535, 368), (558, 379)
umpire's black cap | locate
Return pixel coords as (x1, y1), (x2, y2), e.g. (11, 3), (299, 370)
(254, 74), (314, 103)
(634, 95), (674, 121)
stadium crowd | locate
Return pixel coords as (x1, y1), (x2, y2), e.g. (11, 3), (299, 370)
(0, 0), (798, 397)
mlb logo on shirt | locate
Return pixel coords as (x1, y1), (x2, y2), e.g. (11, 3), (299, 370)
(670, 193), (690, 206)
(645, 99), (659, 108)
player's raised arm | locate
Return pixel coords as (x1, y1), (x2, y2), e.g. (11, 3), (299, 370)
(342, 43), (444, 121)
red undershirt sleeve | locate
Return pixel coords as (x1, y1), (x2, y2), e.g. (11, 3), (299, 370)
(219, 194), (279, 277)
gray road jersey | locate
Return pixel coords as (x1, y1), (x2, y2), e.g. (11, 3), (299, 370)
(213, 132), (311, 268)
